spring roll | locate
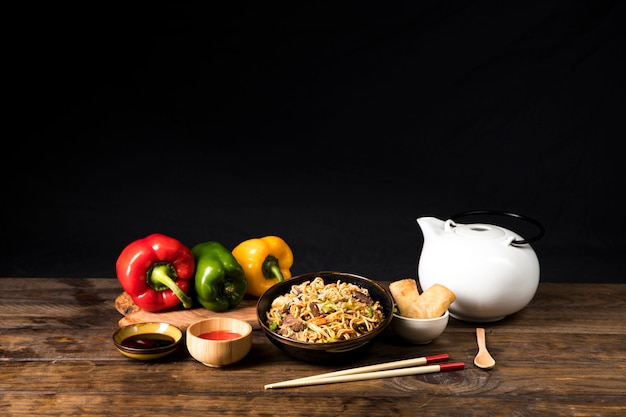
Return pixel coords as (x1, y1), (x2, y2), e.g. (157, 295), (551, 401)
(405, 283), (456, 319)
(389, 278), (421, 316)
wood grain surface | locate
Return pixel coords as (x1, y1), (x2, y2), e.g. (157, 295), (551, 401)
(1, 278), (625, 417)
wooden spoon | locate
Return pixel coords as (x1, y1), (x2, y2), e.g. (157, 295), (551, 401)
(474, 328), (496, 369)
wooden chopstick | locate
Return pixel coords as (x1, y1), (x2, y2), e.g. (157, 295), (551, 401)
(264, 362), (464, 389)
(264, 354), (460, 389)
(275, 353), (449, 383)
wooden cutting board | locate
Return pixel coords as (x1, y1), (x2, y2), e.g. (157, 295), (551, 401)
(115, 292), (259, 330)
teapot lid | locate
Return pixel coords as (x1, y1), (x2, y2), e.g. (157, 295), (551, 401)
(450, 222), (507, 239)
(449, 210), (544, 245)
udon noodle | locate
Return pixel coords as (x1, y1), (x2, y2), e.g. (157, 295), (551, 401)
(266, 277), (385, 343)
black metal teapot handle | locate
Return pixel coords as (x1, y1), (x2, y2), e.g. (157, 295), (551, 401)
(449, 210), (545, 245)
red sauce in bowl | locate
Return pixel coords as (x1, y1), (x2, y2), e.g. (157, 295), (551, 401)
(198, 330), (242, 340)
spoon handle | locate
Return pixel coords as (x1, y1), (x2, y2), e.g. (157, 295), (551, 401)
(476, 328), (487, 349)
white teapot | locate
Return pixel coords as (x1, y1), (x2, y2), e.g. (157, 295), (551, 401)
(417, 211), (544, 322)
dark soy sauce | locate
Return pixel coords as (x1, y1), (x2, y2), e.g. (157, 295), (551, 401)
(121, 333), (175, 349)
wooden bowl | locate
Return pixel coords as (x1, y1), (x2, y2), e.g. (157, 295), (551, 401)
(186, 317), (253, 367)
(112, 322), (183, 361)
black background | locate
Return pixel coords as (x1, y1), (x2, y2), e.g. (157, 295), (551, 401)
(4, 2), (625, 283)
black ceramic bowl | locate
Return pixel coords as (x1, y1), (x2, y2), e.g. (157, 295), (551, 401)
(257, 271), (394, 363)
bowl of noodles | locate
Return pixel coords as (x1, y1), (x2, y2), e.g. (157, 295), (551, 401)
(257, 271), (394, 363)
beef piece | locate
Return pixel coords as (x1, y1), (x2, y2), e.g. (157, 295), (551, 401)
(283, 314), (306, 332)
(352, 290), (373, 305)
(309, 302), (322, 317)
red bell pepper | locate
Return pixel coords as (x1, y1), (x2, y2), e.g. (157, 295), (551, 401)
(115, 233), (195, 312)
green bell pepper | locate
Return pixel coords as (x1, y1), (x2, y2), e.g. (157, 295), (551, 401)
(191, 241), (248, 312)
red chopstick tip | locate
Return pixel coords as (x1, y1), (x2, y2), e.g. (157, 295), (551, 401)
(425, 353), (449, 363)
(439, 362), (465, 372)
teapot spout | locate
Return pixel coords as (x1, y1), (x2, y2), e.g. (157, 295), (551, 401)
(416, 216), (446, 239)
(417, 216), (445, 240)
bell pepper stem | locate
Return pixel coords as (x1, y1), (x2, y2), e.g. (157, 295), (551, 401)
(148, 264), (193, 308)
(261, 255), (285, 282)
(268, 263), (284, 283)
(262, 255), (285, 283)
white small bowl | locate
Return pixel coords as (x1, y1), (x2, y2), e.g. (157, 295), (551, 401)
(186, 317), (253, 367)
(391, 310), (449, 344)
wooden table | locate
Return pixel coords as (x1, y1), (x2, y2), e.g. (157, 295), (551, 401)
(1, 278), (625, 416)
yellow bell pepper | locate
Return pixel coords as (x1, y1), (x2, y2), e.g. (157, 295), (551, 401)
(231, 236), (294, 298)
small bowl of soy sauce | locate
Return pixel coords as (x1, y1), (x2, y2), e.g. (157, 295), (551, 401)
(113, 322), (183, 360)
